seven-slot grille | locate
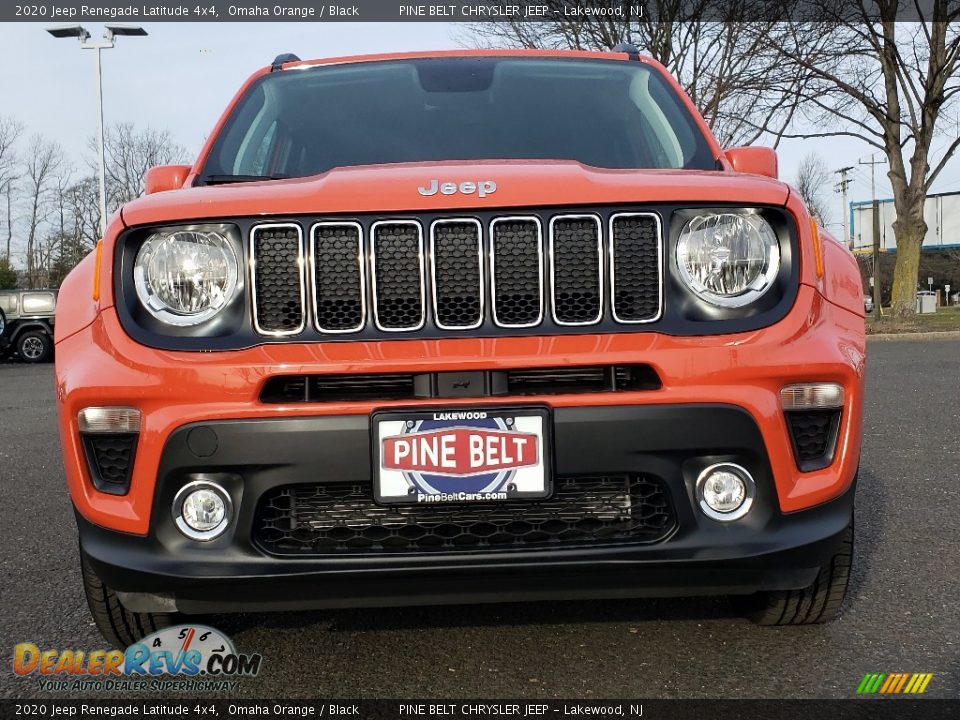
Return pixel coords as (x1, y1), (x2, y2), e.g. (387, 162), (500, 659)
(250, 212), (661, 336)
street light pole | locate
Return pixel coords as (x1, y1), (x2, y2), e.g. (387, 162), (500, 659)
(47, 24), (147, 239)
(93, 41), (108, 239)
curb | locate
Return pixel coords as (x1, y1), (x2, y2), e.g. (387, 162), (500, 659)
(867, 330), (960, 341)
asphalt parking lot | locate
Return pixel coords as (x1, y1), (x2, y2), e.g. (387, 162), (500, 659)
(2, 337), (958, 699)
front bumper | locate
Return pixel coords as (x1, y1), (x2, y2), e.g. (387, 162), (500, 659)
(78, 404), (856, 614)
(60, 281), (864, 612)
(57, 285), (864, 537)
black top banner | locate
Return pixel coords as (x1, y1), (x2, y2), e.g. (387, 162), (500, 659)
(2, 0), (954, 23)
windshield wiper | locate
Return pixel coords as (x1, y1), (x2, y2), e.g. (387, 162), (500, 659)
(199, 173), (292, 185)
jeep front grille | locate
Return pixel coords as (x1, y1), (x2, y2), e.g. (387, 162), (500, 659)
(311, 222), (365, 333)
(251, 224), (305, 335)
(550, 215), (603, 325)
(490, 216), (543, 327)
(371, 221), (425, 331)
(431, 219), (483, 330)
(611, 213), (663, 322)
(249, 210), (661, 338)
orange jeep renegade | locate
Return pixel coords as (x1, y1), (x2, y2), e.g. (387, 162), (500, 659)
(55, 49), (865, 647)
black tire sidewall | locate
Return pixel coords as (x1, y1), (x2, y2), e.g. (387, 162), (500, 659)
(17, 329), (52, 363)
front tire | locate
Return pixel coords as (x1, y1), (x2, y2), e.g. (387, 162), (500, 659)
(16, 330), (52, 363)
(81, 555), (180, 648)
(749, 522), (853, 625)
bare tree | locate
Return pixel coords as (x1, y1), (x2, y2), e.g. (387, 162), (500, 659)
(766, 3), (960, 316)
(66, 176), (102, 252)
(0, 116), (24, 260)
(462, 4), (810, 146)
(22, 135), (64, 288)
(792, 152), (832, 226)
(94, 123), (189, 212)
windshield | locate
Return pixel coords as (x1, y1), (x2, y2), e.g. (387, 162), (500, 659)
(199, 57), (716, 182)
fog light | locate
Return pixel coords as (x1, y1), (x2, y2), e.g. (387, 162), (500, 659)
(696, 463), (755, 521)
(173, 481), (231, 540)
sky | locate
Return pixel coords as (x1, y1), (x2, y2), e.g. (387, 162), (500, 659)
(1, 21), (959, 236)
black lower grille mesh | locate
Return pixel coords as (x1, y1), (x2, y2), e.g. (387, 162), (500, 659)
(253, 225), (303, 333)
(259, 365), (661, 403)
(254, 475), (675, 555)
(611, 214), (660, 322)
(786, 410), (841, 469)
(432, 221), (482, 328)
(82, 433), (137, 495)
(551, 217), (602, 324)
(313, 224), (364, 332)
(372, 223), (424, 329)
(506, 365), (661, 395)
(491, 219), (542, 326)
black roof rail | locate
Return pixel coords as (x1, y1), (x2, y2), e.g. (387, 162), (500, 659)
(271, 53), (301, 71)
(611, 42), (640, 60)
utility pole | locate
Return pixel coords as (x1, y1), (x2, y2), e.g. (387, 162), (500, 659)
(834, 166), (853, 249)
(860, 155), (884, 316)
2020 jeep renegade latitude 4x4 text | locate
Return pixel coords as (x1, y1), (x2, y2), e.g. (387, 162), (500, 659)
(54, 49), (865, 647)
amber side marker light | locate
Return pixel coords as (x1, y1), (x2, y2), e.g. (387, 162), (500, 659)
(92, 240), (103, 301)
(810, 218), (825, 278)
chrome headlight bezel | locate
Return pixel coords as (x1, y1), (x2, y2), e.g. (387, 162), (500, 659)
(675, 210), (782, 309)
(133, 225), (240, 326)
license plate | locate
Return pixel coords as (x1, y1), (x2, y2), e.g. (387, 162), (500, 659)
(374, 407), (550, 504)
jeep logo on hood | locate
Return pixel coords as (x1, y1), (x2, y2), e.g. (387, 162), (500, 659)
(418, 179), (497, 198)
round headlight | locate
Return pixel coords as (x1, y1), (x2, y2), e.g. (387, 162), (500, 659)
(676, 212), (780, 308)
(134, 229), (239, 326)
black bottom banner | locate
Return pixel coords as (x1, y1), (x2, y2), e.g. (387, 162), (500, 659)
(1, 700), (958, 720)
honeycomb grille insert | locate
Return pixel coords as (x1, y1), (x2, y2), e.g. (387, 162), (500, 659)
(252, 225), (304, 334)
(786, 410), (841, 470)
(372, 222), (424, 330)
(254, 475), (676, 555)
(491, 218), (542, 327)
(611, 214), (661, 322)
(551, 216), (602, 325)
(312, 223), (364, 332)
(431, 221), (483, 329)
(81, 433), (138, 495)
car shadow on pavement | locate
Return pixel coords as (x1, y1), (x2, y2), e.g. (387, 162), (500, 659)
(210, 592), (744, 636)
(849, 467), (882, 604)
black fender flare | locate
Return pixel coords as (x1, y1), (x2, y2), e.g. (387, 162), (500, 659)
(8, 319), (54, 343)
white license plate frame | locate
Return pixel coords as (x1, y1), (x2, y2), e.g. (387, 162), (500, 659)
(373, 407), (551, 505)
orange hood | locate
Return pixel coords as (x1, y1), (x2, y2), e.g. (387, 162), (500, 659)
(119, 160), (791, 227)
